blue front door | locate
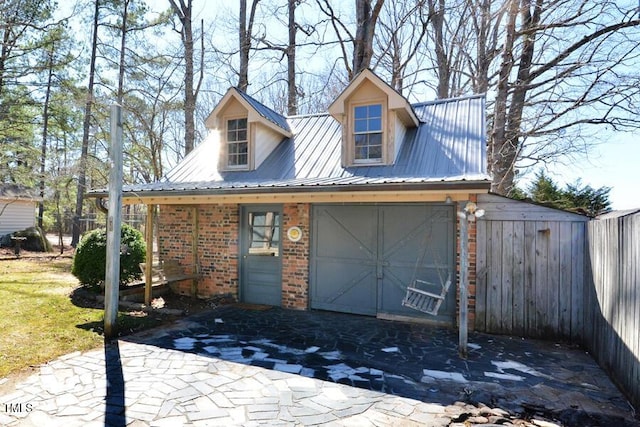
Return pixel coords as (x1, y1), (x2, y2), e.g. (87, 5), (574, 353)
(240, 206), (282, 306)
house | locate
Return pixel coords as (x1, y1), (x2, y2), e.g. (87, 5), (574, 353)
(91, 69), (491, 326)
(0, 184), (39, 236)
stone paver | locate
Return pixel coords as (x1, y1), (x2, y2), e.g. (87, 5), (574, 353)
(0, 305), (638, 426)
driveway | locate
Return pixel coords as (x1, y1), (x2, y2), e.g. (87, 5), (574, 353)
(1, 305), (638, 426)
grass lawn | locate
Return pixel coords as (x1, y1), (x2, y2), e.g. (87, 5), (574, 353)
(0, 257), (161, 379)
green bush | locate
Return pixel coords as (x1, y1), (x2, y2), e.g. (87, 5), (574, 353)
(72, 224), (146, 287)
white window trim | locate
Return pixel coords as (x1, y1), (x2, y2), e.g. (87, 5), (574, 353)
(224, 116), (250, 170)
(349, 99), (386, 166)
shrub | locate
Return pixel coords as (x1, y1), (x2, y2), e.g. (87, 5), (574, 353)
(72, 224), (146, 287)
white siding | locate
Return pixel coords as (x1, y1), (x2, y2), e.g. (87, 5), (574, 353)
(393, 113), (407, 162)
(0, 200), (37, 235)
(254, 124), (284, 169)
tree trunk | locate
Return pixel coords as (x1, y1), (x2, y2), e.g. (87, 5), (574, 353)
(428, 0), (449, 98)
(491, 0), (543, 196)
(286, 0), (297, 115)
(169, 0), (197, 155)
(183, 3), (195, 155)
(238, 0), (260, 92)
(488, 0), (519, 196)
(239, 0), (248, 91)
(38, 45), (54, 228)
(117, 0), (128, 104)
(353, 0), (384, 76)
(72, 0), (100, 247)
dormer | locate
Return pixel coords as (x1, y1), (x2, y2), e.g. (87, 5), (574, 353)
(328, 69), (419, 167)
(205, 88), (292, 171)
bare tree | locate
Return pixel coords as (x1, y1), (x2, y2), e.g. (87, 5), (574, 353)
(238, 0), (261, 91)
(373, 0), (429, 94)
(169, 0), (204, 155)
(316, 0), (384, 80)
(286, 0), (297, 114)
(353, 0), (384, 75)
(489, 0), (640, 195)
(72, 0), (100, 247)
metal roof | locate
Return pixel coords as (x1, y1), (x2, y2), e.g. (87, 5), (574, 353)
(235, 89), (290, 133)
(0, 184), (40, 201)
(105, 94), (490, 197)
(597, 208), (640, 219)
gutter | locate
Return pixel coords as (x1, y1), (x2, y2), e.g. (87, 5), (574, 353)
(87, 180), (492, 200)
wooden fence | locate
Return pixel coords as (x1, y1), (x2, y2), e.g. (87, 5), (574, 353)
(584, 210), (640, 411)
(475, 195), (640, 410)
(475, 193), (589, 342)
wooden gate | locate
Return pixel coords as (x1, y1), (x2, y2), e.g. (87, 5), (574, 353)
(475, 194), (589, 341)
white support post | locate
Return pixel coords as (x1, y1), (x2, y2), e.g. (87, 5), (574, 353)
(104, 105), (123, 340)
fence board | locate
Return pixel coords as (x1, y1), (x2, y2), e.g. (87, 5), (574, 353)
(524, 221), (536, 336)
(585, 212), (640, 411)
(534, 221), (550, 337)
(548, 221), (560, 335)
(558, 223), (572, 339)
(488, 221), (502, 332)
(570, 222), (584, 340)
(500, 221), (514, 333)
(475, 194), (588, 342)
(475, 221), (487, 331)
(512, 221), (525, 336)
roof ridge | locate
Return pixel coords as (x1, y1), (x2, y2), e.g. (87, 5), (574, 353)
(286, 112), (331, 119)
(411, 93), (486, 108)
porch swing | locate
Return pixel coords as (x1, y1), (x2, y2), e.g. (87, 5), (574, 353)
(401, 226), (452, 316)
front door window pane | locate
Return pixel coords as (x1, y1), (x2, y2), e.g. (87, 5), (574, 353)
(248, 211), (280, 256)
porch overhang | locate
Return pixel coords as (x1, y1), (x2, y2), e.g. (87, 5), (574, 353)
(89, 180), (491, 205)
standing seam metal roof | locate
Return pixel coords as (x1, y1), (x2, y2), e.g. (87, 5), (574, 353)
(235, 89), (290, 133)
(122, 94), (489, 195)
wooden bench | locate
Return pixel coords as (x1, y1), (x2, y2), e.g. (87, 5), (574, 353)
(139, 259), (201, 287)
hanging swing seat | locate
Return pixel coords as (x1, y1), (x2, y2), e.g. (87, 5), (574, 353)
(402, 274), (452, 316)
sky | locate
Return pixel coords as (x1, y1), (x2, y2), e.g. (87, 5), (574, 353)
(542, 132), (640, 211)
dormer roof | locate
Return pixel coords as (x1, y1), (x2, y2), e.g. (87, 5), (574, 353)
(205, 87), (292, 137)
(328, 69), (419, 128)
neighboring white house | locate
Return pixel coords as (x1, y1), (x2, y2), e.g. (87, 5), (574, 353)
(0, 184), (40, 236)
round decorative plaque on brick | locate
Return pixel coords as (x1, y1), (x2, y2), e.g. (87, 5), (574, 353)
(286, 226), (302, 242)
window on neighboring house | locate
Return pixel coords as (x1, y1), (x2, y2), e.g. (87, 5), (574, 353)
(353, 104), (383, 162)
(227, 118), (248, 167)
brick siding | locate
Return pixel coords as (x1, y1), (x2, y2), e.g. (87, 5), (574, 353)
(456, 194), (478, 330)
(158, 204), (239, 299)
(157, 203), (310, 308)
(281, 203), (310, 310)
(157, 200), (474, 328)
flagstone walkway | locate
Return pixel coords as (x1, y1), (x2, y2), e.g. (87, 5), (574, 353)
(0, 305), (638, 426)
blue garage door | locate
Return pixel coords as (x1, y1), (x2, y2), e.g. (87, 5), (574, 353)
(310, 204), (456, 322)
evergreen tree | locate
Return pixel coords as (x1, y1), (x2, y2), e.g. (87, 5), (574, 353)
(522, 170), (611, 217)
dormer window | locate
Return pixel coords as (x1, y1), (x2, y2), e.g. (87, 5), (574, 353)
(354, 104), (383, 162)
(328, 69), (419, 167)
(226, 117), (248, 168)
